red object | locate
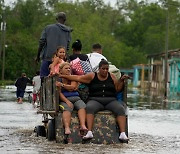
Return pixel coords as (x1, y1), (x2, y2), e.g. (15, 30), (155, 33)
(70, 57), (84, 75)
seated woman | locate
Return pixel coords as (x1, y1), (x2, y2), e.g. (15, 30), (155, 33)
(56, 62), (88, 136)
(60, 59), (129, 142)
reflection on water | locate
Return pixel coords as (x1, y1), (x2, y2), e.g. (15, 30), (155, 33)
(127, 87), (180, 110)
(0, 85), (180, 153)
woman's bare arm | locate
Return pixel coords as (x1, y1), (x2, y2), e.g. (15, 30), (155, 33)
(110, 73), (125, 92)
(110, 73), (120, 92)
(50, 57), (59, 74)
(117, 78), (125, 92)
(60, 72), (94, 84)
(112, 74), (130, 92)
(56, 80), (78, 91)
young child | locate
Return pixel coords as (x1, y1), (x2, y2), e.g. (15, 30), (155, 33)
(49, 46), (66, 76)
(32, 71), (41, 107)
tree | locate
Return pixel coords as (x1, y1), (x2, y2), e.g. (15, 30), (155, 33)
(1, 0), (179, 80)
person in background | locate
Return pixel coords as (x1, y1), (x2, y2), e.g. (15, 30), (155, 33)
(69, 39), (92, 101)
(32, 71), (41, 106)
(87, 43), (107, 72)
(56, 62), (88, 136)
(15, 73), (32, 104)
(60, 59), (129, 142)
(88, 43), (122, 102)
(49, 46), (66, 76)
(69, 39), (88, 62)
(36, 12), (72, 81)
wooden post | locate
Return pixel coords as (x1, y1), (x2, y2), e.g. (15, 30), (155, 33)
(164, 1), (169, 101)
(0, 0), (6, 80)
(123, 79), (128, 105)
(141, 64), (145, 88)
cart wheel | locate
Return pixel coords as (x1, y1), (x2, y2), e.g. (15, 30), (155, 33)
(35, 125), (46, 137)
(47, 119), (55, 141)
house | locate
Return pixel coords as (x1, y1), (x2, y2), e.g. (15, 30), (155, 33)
(147, 48), (180, 99)
(132, 64), (149, 88)
(120, 68), (134, 84)
(168, 51), (180, 98)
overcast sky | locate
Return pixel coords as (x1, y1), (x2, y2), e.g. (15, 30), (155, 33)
(4, 0), (119, 6)
(4, 0), (165, 7)
(4, 0), (180, 8)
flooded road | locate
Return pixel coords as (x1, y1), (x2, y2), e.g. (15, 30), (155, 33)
(0, 86), (180, 154)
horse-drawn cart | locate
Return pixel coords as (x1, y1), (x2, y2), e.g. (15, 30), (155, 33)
(36, 76), (128, 144)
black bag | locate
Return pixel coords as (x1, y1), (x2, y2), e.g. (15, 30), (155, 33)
(77, 84), (89, 102)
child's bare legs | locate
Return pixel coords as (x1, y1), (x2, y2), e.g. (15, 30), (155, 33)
(33, 93), (36, 105)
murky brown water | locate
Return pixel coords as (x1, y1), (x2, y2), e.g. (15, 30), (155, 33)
(1, 86), (180, 153)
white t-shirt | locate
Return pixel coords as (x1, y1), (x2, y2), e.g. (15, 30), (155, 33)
(32, 75), (41, 93)
(109, 64), (121, 80)
(87, 52), (107, 72)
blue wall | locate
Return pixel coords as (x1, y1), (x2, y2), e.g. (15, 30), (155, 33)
(169, 59), (180, 94)
(133, 67), (139, 86)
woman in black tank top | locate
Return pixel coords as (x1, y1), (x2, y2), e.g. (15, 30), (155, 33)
(88, 72), (116, 97)
(60, 59), (129, 142)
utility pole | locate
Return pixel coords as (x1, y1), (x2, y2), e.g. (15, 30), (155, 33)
(164, 1), (169, 101)
(0, 22), (3, 59)
(0, 0), (4, 59)
(1, 21), (6, 80)
(0, 0), (6, 80)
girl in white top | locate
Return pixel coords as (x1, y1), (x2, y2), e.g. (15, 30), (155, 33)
(32, 71), (41, 104)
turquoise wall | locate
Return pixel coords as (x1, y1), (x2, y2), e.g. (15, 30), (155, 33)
(169, 59), (180, 94)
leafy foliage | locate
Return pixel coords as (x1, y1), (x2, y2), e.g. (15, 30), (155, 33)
(0, 0), (179, 80)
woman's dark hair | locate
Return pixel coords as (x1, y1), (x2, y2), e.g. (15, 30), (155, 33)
(99, 59), (109, 68)
(72, 39), (82, 51)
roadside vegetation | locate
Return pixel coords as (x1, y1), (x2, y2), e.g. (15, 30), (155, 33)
(0, 0), (179, 81)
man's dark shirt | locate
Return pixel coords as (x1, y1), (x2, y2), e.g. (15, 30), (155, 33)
(15, 77), (32, 91)
(69, 54), (88, 62)
(38, 23), (72, 61)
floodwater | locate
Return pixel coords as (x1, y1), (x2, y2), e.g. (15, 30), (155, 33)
(0, 86), (180, 154)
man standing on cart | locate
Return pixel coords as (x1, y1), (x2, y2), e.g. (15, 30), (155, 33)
(36, 12), (72, 82)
